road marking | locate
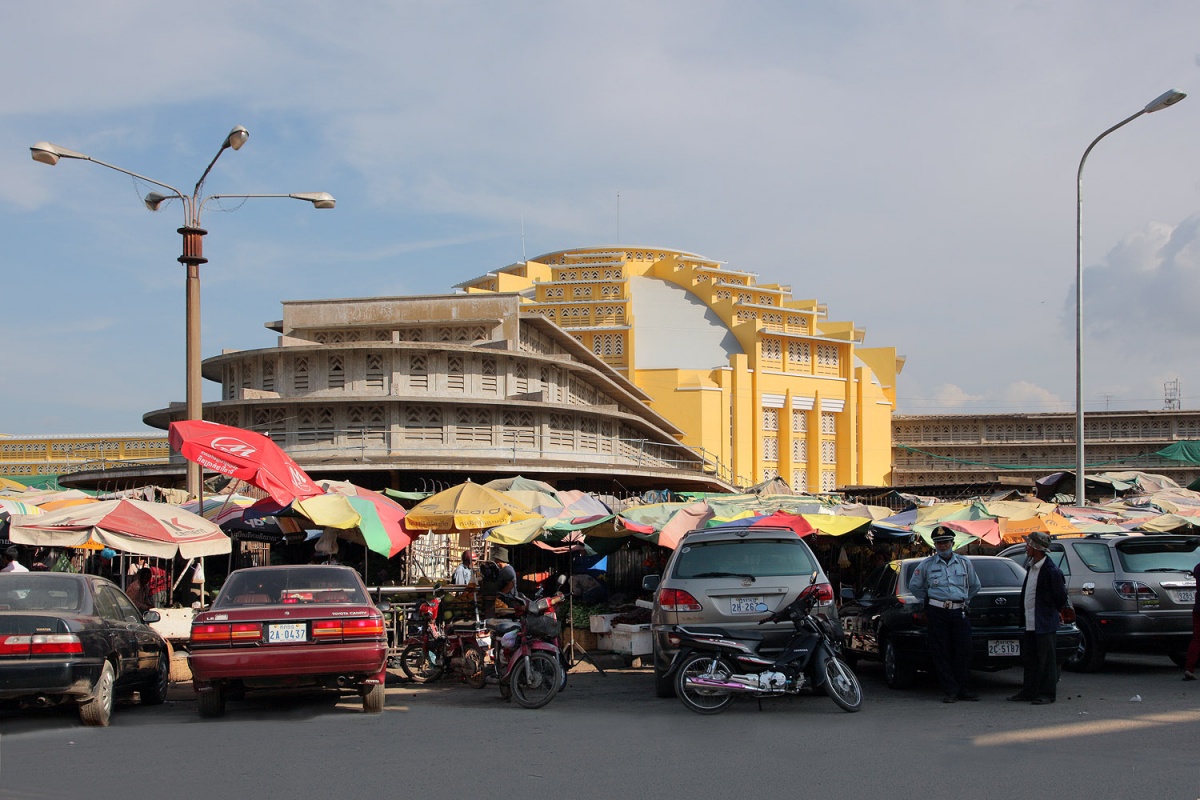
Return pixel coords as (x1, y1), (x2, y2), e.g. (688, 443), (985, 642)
(973, 708), (1200, 746)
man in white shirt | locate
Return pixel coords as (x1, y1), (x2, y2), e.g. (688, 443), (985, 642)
(1, 546), (29, 573)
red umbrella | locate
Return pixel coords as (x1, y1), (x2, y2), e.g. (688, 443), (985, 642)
(168, 420), (324, 506)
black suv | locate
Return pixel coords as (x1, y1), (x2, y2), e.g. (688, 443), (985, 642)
(839, 556), (1079, 688)
(998, 534), (1199, 671)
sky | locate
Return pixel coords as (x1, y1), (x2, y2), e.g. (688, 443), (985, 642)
(3, 1), (1200, 436)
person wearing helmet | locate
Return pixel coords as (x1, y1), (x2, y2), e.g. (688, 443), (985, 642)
(908, 526), (981, 703)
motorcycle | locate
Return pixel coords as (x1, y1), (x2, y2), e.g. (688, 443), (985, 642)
(667, 572), (863, 714)
(484, 580), (566, 709)
(399, 586), (491, 689)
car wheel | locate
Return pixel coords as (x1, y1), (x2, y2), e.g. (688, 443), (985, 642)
(362, 681), (385, 713)
(79, 660), (115, 727)
(883, 638), (915, 690)
(1063, 613), (1105, 673)
(653, 650), (675, 698)
(197, 687), (226, 718)
(142, 650), (171, 706)
(1168, 647), (1188, 668)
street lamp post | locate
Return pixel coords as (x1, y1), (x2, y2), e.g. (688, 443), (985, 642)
(1074, 89), (1185, 505)
(30, 128), (335, 500)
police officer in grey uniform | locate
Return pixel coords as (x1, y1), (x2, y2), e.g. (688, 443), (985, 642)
(908, 525), (981, 703)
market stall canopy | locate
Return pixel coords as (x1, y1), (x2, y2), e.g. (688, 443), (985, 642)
(168, 420), (324, 506)
(317, 480), (415, 557)
(405, 481), (538, 532)
(8, 498), (231, 558)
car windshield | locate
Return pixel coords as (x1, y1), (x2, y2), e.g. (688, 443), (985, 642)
(1116, 539), (1200, 573)
(901, 559), (1023, 589)
(673, 538), (817, 579)
(0, 576), (84, 612)
(215, 568), (369, 608)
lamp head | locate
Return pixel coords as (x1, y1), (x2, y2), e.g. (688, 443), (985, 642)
(1145, 89), (1186, 113)
(30, 141), (89, 166)
(224, 125), (249, 151)
(292, 192), (336, 209)
(144, 192), (171, 212)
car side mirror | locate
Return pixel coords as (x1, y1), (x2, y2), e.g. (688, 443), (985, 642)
(642, 574), (659, 592)
(839, 587), (857, 602)
(375, 601), (391, 613)
(142, 610), (161, 624)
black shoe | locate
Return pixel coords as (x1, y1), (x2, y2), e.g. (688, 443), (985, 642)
(942, 694), (958, 704)
(1007, 693), (1032, 702)
(958, 693), (980, 701)
(1031, 697), (1054, 705)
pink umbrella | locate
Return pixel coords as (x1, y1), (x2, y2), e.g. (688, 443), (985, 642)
(168, 420), (324, 506)
(8, 498), (231, 558)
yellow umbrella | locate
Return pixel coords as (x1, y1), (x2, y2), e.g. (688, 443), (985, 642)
(406, 481), (538, 532)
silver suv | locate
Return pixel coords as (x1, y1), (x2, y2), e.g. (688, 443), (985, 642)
(998, 533), (1198, 671)
(642, 526), (836, 697)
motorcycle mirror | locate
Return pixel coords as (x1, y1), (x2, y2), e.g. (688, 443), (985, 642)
(556, 574), (568, 587)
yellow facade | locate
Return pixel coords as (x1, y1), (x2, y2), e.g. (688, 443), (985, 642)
(0, 433), (170, 480)
(459, 246), (903, 490)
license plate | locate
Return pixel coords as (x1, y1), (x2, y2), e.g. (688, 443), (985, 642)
(1176, 589), (1195, 604)
(730, 596), (765, 615)
(268, 623), (307, 643)
(988, 639), (1020, 657)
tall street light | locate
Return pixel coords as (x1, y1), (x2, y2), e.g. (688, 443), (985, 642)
(30, 127), (335, 500)
(1075, 89), (1185, 505)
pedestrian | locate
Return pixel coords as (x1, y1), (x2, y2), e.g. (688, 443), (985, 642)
(480, 546), (516, 619)
(907, 526), (981, 703)
(1008, 531), (1071, 704)
(1183, 557), (1200, 682)
(1, 546), (28, 573)
(125, 567), (155, 612)
(451, 550), (476, 586)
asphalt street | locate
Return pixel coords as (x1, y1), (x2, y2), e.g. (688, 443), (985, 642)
(1, 653), (1197, 800)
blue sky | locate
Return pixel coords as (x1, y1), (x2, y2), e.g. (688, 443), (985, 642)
(3, 1), (1200, 435)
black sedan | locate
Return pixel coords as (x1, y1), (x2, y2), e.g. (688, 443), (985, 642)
(838, 556), (1080, 689)
(0, 572), (170, 726)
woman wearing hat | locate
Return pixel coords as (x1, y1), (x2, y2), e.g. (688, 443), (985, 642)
(907, 525), (981, 703)
(1009, 531), (1070, 704)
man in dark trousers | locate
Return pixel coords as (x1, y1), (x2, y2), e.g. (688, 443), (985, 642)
(908, 526), (981, 703)
(1009, 531), (1071, 705)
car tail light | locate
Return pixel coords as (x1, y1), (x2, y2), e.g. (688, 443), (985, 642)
(312, 617), (385, 641)
(191, 622), (262, 645)
(658, 588), (702, 612)
(1114, 581), (1159, 602)
(813, 583), (834, 605)
(0, 634), (83, 656)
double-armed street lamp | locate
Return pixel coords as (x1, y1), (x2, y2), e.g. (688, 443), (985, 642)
(31, 127), (335, 500)
(1074, 89), (1185, 505)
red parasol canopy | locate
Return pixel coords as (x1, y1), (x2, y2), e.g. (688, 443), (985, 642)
(168, 420), (324, 506)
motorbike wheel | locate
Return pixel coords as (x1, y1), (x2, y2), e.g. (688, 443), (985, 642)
(823, 656), (863, 712)
(674, 653), (736, 715)
(509, 652), (563, 709)
(464, 648), (487, 690)
(400, 642), (445, 683)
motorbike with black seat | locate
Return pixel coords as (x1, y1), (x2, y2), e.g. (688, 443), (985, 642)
(484, 578), (566, 708)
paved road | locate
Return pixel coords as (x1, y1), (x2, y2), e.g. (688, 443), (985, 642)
(2, 653), (1197, 800)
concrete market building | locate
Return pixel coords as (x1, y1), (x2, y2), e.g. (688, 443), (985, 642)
(457, 245), (904, 492)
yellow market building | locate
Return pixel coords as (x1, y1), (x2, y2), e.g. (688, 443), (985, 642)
(458, 246), (903, 491)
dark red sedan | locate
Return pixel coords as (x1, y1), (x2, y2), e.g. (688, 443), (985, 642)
(188, 565), (389, 717)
